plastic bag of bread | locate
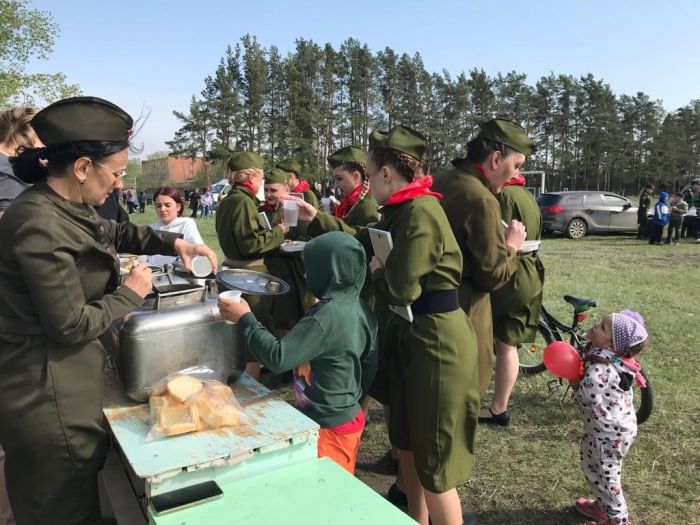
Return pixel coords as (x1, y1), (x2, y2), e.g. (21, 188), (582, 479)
(146, 363), (247, 440)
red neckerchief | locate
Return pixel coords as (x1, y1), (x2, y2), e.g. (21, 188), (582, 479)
(382, 176), (442, 206)
(293, 179), (310, 193)
(504, 172), (526, 187)
(261, 201), (276, 214)
(334, 184), (363, 219)
(238, 182), (258, 196)
(470, 162), (490, 180)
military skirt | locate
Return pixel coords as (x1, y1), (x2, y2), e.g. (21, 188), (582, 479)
(386, 308), (479, 493)
(491, 254), (545, 346)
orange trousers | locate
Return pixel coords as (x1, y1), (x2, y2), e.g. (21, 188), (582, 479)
(318, 427), (363, 475)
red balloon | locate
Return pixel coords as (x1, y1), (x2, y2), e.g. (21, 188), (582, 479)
(543, 341), (584, 380)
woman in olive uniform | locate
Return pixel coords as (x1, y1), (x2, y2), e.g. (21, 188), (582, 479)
(484, 173), (545, 425)
(275, 158), (320, 209)
(328, 146), (379, 228)
(261, 168), (316, 335)
(215, 152), (287, 377)
(295, 126), (479, 525)
(432, 119), (531, 399)
(0, 96), (217, 525)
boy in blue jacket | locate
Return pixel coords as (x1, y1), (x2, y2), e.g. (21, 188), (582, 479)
(218, 232), (378, 474)
(649, 191), (670, 245)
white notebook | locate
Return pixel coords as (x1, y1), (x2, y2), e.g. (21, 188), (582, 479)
(368, 228), (414, 323)
(259, 212), (272, 231)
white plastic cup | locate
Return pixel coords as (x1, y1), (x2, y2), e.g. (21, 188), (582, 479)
(218, 290), (242, 324)
(190, 255), (213, 278)
(283, 200), (299, 227)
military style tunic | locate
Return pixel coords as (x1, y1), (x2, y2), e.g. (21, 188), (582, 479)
(0, 183), (180, 524)
(310, 196), (479, 493)
(432, 163), (518, 398)
(490, 185), (545, 346)
(341, 193), (379, 227)
(215, 184), (286, 331)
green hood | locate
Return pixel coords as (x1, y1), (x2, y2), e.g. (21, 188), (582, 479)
(304, 232), (366, 301)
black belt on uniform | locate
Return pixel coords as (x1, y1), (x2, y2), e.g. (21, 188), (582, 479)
(411, 288), (460, 316)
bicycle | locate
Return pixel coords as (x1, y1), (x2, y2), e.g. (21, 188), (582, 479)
(517, 294), (654, 424)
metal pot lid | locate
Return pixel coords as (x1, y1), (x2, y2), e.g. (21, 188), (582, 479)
(216, 269), (290, 296)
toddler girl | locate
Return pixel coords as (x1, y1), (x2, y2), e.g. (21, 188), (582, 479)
(573, 309), (649, 525)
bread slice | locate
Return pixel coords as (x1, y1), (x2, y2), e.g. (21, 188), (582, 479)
(166, 375), (203, 403)
(189, 388), (240, 428)
(158, 404), (198, 437)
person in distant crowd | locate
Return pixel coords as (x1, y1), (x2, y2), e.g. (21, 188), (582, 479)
(0, 106), (40, 220)
(216, 152), (288, 379)
(125, 186), (137, 214)
(199, 187), (213, 219)
(666, 192), (688, 244)
(486, 172), (545, 426)
(276, 159), (320, 209)
(649, 191), (670, 245)
(328, 146), (379, 228)
(636, 184), (654, 239)
(138, 189), (147, 213)
(188, 187), (200, 218)
(141, 186), (204, 267)
(690, 181), (700, 242)
(432, 118), (529, 402)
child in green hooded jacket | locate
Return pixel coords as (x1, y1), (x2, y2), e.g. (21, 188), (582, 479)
(218, 231), (378, 474)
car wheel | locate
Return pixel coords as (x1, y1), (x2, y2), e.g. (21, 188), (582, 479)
(566, 218), (587, 239)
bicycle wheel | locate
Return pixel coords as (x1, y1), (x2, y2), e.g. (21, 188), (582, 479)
(518, 321), (551, 374)
(634, 368), (653, 425)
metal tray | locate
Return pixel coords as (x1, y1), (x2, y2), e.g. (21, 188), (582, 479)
(216, 269), (290, 296)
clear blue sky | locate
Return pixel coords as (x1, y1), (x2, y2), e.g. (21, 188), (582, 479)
(25, 0), (700, 157)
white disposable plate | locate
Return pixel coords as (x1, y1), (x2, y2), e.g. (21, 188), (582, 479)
(518, 240), (541, 254)
(280, 241), (306, 253)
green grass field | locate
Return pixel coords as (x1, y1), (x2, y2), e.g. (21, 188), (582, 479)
(131, 207), (700, 524)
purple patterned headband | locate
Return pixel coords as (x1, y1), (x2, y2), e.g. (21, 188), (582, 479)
(611, 310), (648, 353)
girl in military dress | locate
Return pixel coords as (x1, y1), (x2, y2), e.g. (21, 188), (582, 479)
(294, 126), (479, 525)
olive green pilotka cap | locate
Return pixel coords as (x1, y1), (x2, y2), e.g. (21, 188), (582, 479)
(265, 168), (290, 185)
(275, 159), (303, 175)
(327, 146), (367, 168)
(228, 151), (265, 171)
(31, 96), (133, 146)
(368, 125), (428, 161)
(477, 118), (535, 155)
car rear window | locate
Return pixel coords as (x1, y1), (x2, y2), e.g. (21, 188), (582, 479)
(562, 195), (583, 206)
(537, 194), (562, 206)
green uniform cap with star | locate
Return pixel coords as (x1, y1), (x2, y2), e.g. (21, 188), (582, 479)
(275, 159), (303, 175)
(368, 125), (427, 161)
(265, 168), (290, 185)
(327, 146), (367, 168)
(31, 96), (133, 146)
(228, 151), (265, 171)
(477, 118), (535, 155)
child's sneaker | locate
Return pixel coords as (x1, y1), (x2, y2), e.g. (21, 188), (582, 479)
(575, 498), (607, 521)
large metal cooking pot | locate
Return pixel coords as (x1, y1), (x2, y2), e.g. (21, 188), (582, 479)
(104, 275), (246, 402)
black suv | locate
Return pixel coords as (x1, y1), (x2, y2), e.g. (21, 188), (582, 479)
(537, 191), (639, 239)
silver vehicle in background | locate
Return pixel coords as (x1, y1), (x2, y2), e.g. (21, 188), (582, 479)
(538, 191), (639, 239)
